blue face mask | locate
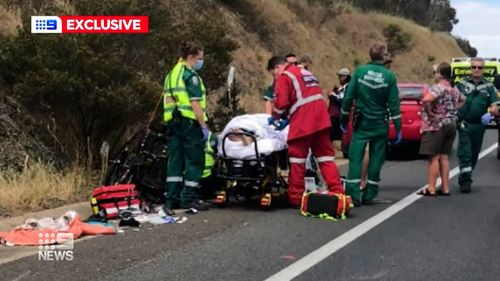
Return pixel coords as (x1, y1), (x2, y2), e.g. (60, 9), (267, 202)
(194, 59), (204, 70)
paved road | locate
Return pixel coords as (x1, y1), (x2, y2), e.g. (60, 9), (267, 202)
(1, 131), (498, 281)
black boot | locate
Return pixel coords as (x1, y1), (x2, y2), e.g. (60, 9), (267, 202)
(460, 183), (471, 193)
(162, 206), (176, 216)
(181, 200), (210, 211)
(362, 199), (374, 206)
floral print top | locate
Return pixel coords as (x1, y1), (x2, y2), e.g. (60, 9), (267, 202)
(421, 81), (461, 132)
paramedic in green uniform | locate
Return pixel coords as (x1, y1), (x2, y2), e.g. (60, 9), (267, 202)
(263, 60), (281, 114)
(163, 42), (211, 215)
(340, 43), (402, 206)
(262, 65), (290, 178)
(456, 57), (498, 193)
(263, 82), (274, 114)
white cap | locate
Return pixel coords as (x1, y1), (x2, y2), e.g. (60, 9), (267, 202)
(337, 68), (351, 76)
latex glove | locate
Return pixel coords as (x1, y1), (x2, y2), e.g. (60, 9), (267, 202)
(340, 114), (349, 133)
(277, 119), (289, 130)
(340, 123), (347, 134)
(394, 131), (403, 145)
(481, 112), (493, 125)
(201, 127), (210, 141)
(340, 115), (348, 133)
(267, 116), (276, 126)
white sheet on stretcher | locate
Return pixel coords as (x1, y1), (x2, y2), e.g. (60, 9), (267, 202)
(218, 114), (288, 159)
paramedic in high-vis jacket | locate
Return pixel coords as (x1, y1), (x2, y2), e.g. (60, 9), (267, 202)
(340, 43), (402, 207)
(162, 42), (211, 215)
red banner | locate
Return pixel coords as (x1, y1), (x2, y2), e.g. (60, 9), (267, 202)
(60, 16), (148, 33)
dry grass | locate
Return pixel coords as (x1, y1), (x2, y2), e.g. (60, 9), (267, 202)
(0, 162), (96, 217)
(370, 12), (464, 83)
(0, 4), (21, 36)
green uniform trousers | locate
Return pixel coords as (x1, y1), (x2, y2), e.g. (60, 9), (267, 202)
(165, 117), (205, 208)
(346, 120), (388, 203)
(457, 122), (486, 186)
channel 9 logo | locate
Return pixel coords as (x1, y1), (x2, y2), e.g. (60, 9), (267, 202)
(31, 16), (62, 33)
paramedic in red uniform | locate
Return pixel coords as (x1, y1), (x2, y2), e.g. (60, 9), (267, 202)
(267, 56), (344, 208)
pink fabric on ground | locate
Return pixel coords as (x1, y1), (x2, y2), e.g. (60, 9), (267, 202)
(0, 214), (115, 246)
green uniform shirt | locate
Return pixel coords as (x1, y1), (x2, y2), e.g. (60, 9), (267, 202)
(262, 82), (275, 101)
(341, 61), (401, 131)
(183, 67), (204, 101)
(457, 77), (497, 123)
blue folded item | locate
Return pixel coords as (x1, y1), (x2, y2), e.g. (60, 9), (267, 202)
(86, 221), (114, 227)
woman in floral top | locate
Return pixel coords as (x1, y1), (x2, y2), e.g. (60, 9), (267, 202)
(418, 62), (466, 196)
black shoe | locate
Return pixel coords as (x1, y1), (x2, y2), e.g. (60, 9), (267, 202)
(181, 201), (209, 211)
(85, 214), (108, 224)
(353, 200), (362, 207)
(195, 200), (211, 208)
(162, 206), (176, 216)
(288, 202), (301, 209)
(460, 184), (471, 193)
(165, 201), (180, 210)
(362, 200), (374, 206)
(436, 189), (451, 196)
(119, 217), (140, 227)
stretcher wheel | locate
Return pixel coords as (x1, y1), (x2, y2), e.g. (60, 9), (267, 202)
(277, 176), (288, 191)
(215, 191), (227, 208)
(226, 180), (237, 189)
(260, 193), (272, 210)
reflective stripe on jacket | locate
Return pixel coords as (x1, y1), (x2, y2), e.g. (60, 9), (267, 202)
(163, 59), (207, 122)
(274, 65), (331, 141)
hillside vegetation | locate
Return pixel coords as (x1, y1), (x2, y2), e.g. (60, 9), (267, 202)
(221, 0), (465, 112)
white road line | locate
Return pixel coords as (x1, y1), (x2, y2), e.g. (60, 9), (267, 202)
(10, 270), (31, 281)
(265, 142), (498, 281)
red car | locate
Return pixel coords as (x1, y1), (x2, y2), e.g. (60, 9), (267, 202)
(341, 83), (425, 157)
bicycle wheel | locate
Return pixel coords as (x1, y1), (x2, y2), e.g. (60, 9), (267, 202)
(103, 151), (128, 185)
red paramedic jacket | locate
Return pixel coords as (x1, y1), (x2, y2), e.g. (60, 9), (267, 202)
(273, 65), (331, 141)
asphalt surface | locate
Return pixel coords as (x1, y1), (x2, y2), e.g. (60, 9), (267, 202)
(1, 130), (498, 281)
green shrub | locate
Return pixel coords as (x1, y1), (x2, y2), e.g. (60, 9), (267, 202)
(285, 0), (343, 29)
(218, 0), (274, 51)
(383, 24), (413, 55)
(353, 57), (362, 67)
(336, 25), (347, 35)
(351, 0), (458, 33)
(0, 0), (238, 164)
(208, 82), (244, 133)
(453, 36), (477, 57)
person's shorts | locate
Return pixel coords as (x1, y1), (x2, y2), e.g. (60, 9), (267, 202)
(419, 123), (457, 156)
(329, 116), (342, 141)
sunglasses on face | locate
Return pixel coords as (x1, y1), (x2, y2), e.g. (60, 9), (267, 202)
(471, 65), (484, 70)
